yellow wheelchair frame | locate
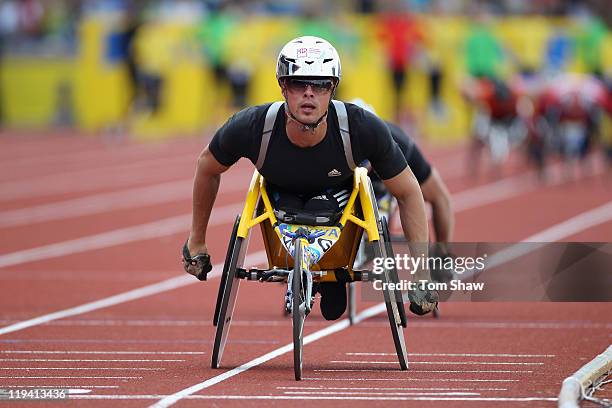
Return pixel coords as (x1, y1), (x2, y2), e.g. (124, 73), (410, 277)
(211, 167), (408, 380)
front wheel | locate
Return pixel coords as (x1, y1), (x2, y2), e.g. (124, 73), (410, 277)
(211, 223), (250, 369)
(292, 239), (306, 381)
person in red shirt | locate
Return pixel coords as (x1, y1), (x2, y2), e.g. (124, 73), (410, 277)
(377, 8), (423, 122)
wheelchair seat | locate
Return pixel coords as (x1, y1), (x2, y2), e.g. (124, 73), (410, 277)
(273, 207), (341, 227)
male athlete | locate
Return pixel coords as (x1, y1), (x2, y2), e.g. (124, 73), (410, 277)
(182, 36), (438, 318)
(349, 98), (454, 264)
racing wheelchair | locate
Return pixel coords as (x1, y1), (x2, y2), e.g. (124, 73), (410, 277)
(211, 167), (408, 380)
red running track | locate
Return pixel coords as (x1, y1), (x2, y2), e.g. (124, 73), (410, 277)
(0, 131), (610, 407)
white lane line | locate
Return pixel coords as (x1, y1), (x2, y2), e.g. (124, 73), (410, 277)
(0, 385), (119, 388)
(450, 159), (605, 213)
(0, 156), (190, 200)
(0, 351), (205, 355)
(302, 378), (520, 382)
(9, 318), (600, 330)
(314, 369), (533, 373)
(0, 169), (551, 333)
(346, 353), (555, 357)
(0, 138), (188, 170)
(67, 389), (93, 394)
(0, 319), (213, 327)
(153, 195), (612, 406)
(150, 303), (386, 408)
(0, 180), (191, 227)
(0, 376), (143, 379)
(482, 201), (612, 271)
(330, 360), (544, 366)
(1, 158), (600, 270)
(0, 171), (250, 228)
(276, 386), (509, 391)
(358, 321), (612, 329)
(0, 202), (244, 269)
(1, 163), (601, 336)
(452, 171), (539, 212)
(523, 200), (612, 241)
(282, 391), (480, 396)
(0, 338), (277, 345)
(0, 368), (165, 371)
(0, 319), (307, 327)
(0, 159), (562, 228)
(78, 395), (558, 402)
(0, 359), (184, 362)
(0, 163), (604, 402)
(0, 250), (267, 336)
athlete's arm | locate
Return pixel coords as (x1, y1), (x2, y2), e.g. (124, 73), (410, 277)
(188, 145), (230, 256)
(420, 168), (453, 250)
(187, 105), (263, 256)
(383, 166), (430, 281)
(391, 123), (453, 247)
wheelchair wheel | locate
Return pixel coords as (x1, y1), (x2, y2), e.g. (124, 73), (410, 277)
(381, 217), (407, 328)
(214, 215), (240, 327)
(373, 238), (409, 370)
(367, 178), (408, 370)
(211, 219), (249, 369)
(292, 239), (306, 381)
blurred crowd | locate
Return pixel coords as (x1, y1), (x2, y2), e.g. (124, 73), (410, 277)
(0, 0), (610, 165)
(1, 0), (608, 54)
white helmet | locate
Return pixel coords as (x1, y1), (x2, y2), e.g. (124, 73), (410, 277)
(276, 36), (341, 82)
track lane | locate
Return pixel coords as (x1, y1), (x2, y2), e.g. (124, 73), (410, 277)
(1, 136), (611, 407)
(1, 190), (608, 406)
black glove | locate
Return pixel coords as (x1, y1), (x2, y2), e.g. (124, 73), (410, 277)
(408, 286), (439, 316)
(182, 240), (212, 281)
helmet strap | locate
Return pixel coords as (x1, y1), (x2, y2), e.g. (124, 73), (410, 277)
(279, 78), (338, 132)
(284, 102), (328, 133)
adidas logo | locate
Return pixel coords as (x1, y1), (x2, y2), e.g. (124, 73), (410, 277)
(327, 169), (342, 177)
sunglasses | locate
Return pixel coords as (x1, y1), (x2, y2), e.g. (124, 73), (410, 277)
(285, 78), (335, 94)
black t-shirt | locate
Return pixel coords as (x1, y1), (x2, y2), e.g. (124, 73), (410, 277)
(209, 102), (408, 194)
(377, 121), (432, 184)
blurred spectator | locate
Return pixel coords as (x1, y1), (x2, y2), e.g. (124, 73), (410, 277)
(131, 17), (167, 114)
(376, 0), (424, 121)
(575, 14), (607, 80)
(103, 1), (146, 117)
(0, 1), (18, 126)
(545, 27), (573, 74)
(223, 10), (255, 109)
(196, 2), (252, 110)
(419, 9), (449, 118)
(464, 14), (504, 79)
(17, 0), (45, 39)
(355, 0), (377, 14)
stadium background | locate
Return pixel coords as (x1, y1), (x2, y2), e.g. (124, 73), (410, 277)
(1, 0), (610, 140)
(0, 1), (611, 405)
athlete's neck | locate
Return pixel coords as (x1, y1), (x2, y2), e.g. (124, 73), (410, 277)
(285, 115), (327, 148)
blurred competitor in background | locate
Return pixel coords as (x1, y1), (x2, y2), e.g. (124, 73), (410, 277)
(350, 98), (454, 282)
(536, 73), (608, 174)
(461, 76), (525, 176)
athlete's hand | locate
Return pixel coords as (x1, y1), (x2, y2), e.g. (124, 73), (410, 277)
(408, 286), (439, 316)
(182, 239), (212, 281)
